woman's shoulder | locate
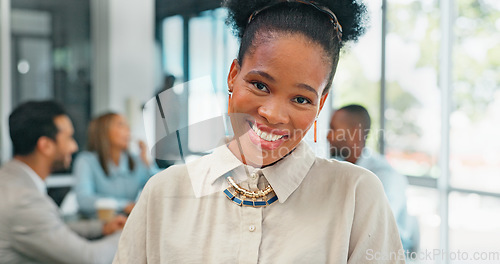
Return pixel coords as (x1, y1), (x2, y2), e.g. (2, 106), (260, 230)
(150, 163), (188, 179)
(144, 152), (218, 195)
(144, 162), (194, 194)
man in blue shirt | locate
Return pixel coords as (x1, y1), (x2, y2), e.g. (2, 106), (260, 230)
(327, 104), (419, 253)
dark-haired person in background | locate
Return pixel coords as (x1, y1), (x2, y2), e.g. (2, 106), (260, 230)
(0, 101), (126, 264)
(327, 104), (419, 253)
(114, 0), (404, 263)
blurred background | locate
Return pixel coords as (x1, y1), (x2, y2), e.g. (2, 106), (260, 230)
(0, 0), (499, 263)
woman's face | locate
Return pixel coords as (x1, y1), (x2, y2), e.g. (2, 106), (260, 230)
(108, 114), (131, 151)
(227, 33), (330, 166)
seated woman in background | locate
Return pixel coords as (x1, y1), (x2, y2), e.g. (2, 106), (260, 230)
(74, 113), (160, 217)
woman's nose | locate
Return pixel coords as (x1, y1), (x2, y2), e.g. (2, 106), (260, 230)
(257, 98), (289, 125)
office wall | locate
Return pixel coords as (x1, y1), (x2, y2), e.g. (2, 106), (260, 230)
(92, 0), (157, 144)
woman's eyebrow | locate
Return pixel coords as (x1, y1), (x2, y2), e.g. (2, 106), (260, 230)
(295, 83), (319, 99)
(247, 70), (275, 82)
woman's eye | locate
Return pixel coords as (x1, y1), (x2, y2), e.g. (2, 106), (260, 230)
(252, 82), (269, 92)
(293, 97), (312, 105)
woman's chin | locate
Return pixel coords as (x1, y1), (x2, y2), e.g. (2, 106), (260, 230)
(117, 144), (129, 152)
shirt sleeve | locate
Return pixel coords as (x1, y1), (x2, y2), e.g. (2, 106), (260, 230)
(347, 171), (406, 263)
(66, 219), (105, 239)
(9, 188), (121, 264)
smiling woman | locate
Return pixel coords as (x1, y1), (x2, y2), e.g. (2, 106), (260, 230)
(227, 34), (330, 166)
(113, 1), (405, 263)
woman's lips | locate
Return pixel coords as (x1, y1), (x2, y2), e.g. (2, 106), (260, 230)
(247, 121), (288, 150)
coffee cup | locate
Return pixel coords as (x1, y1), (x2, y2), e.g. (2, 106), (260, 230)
(95, 198), (118, 222)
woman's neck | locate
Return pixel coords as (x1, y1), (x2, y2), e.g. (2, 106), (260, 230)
(109, 147), (122, 166)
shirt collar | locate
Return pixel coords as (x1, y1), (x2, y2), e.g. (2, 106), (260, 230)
(188, 141), (316, 203)
(12, 159), (47, 194)
(260, 141), (316, 203)
(187, 144), (242, 198)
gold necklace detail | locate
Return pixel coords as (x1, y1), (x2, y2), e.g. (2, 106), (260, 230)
(223, 176), (278, 207)
(227, 176), (273, 198)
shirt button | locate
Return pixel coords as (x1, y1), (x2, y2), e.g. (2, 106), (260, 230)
(249, 225), (256, 232)
(250, 172), (258, 180)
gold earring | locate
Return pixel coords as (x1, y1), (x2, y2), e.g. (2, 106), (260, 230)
(228, 90), (232, 114)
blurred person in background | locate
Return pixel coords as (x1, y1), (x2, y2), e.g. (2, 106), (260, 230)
(73, 112), (160, 217)
(327, 104), (419, 252)
(0, 101), (125, 264)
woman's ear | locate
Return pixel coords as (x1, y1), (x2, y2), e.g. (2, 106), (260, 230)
(227, 59), (240, 91)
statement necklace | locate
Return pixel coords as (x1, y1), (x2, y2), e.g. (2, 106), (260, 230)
(223, 176), (278, 207)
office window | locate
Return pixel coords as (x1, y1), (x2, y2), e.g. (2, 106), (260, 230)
(162, 15), (183, 81)
(158, 9), (239, 159)
(188, 9), (238, 152)
(384, 0), (441, 178)
(447, 2), (500, 259)
(407, 185), (440, 250)
(449, 0), (500, 193)
(189, 9), (239, 93)
(449, 193), (500, 254)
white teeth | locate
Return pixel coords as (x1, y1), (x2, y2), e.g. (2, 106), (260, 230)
(251, 123), (285, 142)
(271, 134), (281, 141)
(261, 131), (269, 140)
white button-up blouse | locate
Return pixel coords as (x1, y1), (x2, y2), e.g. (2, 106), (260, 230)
(113, 141), (405, 264)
